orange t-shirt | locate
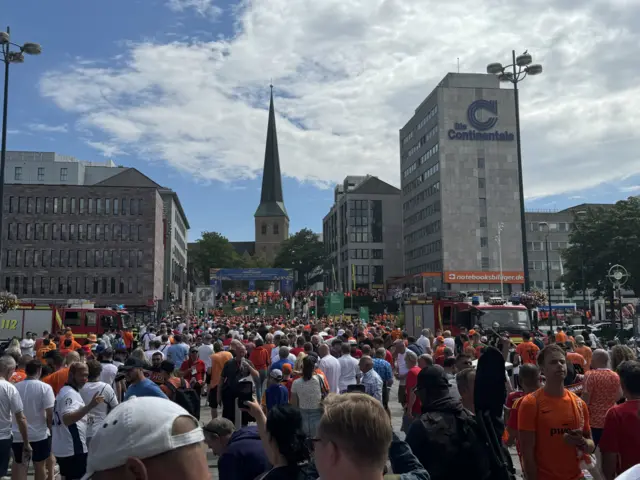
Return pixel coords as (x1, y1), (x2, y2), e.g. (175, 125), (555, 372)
(43, 367), (70, 396)
(160, 377), (183, 399)
(123, 331), (134, 349)
(515, 341), (540, 365)
(575, 346), (592, 371)
(518, 388), (590, 480)
(10, 369), (26, 384)
(555, 331), (568, 343)
(209, 351), (233, 388)
(566, 352), (587, 371)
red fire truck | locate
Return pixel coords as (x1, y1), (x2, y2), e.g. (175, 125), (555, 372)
(404, 291), (531, 343)
(0, 304), (130, 342)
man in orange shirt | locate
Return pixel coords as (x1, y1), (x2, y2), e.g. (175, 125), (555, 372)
(122, 327), (134, 351)
(555, 326), (568, 344)
(574, 335), (593, 371)
(43, 351), (81, 395)
(518, 344), (595, 480)
(209, 342), (232, 419)
(515, 332), (540, 366)
(564, 341), (587, 375)
(249, 338), (270, 402)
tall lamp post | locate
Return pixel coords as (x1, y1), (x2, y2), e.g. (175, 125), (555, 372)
(495, 222), (504, 298)
(539, 222), (553, 327)
(487, 51), (543, 292)
(0, 28), (41, 267)
(573, 210), (588, 317)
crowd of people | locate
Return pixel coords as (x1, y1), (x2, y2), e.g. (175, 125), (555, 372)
(0, 311), (639, 480)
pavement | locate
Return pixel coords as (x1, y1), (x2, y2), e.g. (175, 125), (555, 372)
(10, 385), (521, 480)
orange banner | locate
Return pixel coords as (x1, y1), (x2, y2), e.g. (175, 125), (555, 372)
(444, 271), (525, 284)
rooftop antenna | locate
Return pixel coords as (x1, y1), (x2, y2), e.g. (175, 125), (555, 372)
(457, 58), (460, 73)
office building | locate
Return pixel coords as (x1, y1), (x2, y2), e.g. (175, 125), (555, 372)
(399, 73), (524, 293)
(3, 152), (190, 311)
(323, 175), (403, 291)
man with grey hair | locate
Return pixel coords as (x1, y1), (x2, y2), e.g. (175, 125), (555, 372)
(0, 355), (30, 477)
(338, 343), (359, 393)
(583, 348), (621, 446)
(417, 329), (432, 354)
(203, 417), (270, 480)
(358, 356), (383, 402)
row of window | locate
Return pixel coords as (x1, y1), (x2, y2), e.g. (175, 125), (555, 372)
(527, 241), (569, 251)
(403, 142), (439, 178)
(5, 248), (145, 269)
(404, 198), (441, 229)
(528, 222), (571, 232)
(260, 223), (280, 235)
(348, 248), (384, 260)
(7, 196), (145, 216)
(13, 166), (70, 182)
(405, 239), (442, 261)
(402, 125), (439, 163)
(531, 280), (565, 291)
(528, 260), (564, 271)
(7, 222), (144, 242)
(403, 177), (440, 212)
(174, 215), (187, 238)
(406, 260), (442, 275)
(402, 158), (440, 196)
(401, 105), (438, 147)
(5, 275), (144, 297)
(404, 218), (441, 245)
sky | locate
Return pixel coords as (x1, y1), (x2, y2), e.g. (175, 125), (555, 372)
(3, 0), (640, 242)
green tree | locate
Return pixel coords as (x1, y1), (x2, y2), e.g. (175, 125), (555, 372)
(190, 232), (241, 284)
(562, 198), (640, 296)
(273, 228), (327, 288)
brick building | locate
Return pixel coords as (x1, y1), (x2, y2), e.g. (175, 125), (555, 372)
(1, 171), (165, 308)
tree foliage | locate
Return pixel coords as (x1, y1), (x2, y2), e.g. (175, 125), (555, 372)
(273, 228), (327, 288)
(562, 198), (640, 296)
(190, 232), (242, 284)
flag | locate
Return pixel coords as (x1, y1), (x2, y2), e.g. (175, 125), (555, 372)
(332, 264), (337, 289)
(351, 264), (356, 290)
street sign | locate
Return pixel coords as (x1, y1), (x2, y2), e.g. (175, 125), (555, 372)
(359, 306), (369, 323)
(326, 293), (344, 315)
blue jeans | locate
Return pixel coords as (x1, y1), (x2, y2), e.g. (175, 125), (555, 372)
(300, 408), (323, 438)
(255, 369), (268, 403)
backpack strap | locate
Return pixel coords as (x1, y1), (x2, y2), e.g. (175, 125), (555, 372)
(164, 380), (178, 399)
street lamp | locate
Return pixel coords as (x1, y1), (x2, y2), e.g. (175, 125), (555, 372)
(487, 51), (543, 292)
(0, 27), (41, 268)
(495, 222), (504, 298)
(573, 210), (589, 317)
(539, 222), (553, 327)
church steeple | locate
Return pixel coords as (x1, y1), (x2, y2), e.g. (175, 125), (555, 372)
(255, 85), (288, 218)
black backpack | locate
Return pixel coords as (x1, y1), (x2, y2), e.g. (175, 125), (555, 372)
(165, 379), (201, 420)
(414, 409), (491, 480)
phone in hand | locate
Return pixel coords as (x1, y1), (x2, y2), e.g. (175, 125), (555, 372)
(346, 384), (366, 394)
(237, 380), (253, 409)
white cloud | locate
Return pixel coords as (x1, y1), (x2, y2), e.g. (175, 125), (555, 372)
(86, 141), (127, 158)
(28, 123), (68, 133)
(39, 0), (640, 198)
(166, 0), (222, 18)
(620, 185), (640, 193)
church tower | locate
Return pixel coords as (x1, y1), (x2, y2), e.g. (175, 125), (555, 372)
(255, 86), (289, 261)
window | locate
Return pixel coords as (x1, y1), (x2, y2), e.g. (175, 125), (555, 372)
(79, 198), (85, 214)
(478, 158), (485, 169)
(481, 257), (490, 269)
(27, 197), (34, 214)
(5, 250), (12, 267)
(88, 224), (93, 241)
(96, 224), (102, 241)
(130, 199), (137, 215)
(14, 167), (22, 180)
(137, 199), (143, 215)
(130, 250), (136, 267)
(85, 277), (91, 295)
(53, 197), (59, 214)
(478, 178), (486, 189)
(70, 198), (77, 214)
(128, 277), (133, 294)
(372, 249), (383, 259)
(26, 224), (33, 240)
(8, 196), (16, 213)
(479, 198), (487, 210)
(102, 278), (107, 294)
(110, 278), (116, 294)
(37, 168), (45, 181)
(43, 223), (50, 240)
(119, 277), (125, 294)
(105, 198), (111, 215)
(86, 312), (97, 327)
(480, 216), (487, 228)
(136, 225), (141, 241)
(103, 249), (110, 268)
(273, 224), (279, 235)
(137, 250), (143, 266)
(61, 224), (68, 241)
(261, 224), (267, 235)
(97, 198), (103, 214)
(70, 224), (76, 240)
(36, 197), (43, 214)
(113, 199), (119, 215)
(60, 168), (68, 182)
(480, 237), (488, 247)
(18, 197), (25, 213)
(137, 276), (143, 294)
(121, 224), (128, 241)
(121, 198), (127, 215)
(44, 197), (51, 214)
(88, 198), (94, 214)
(62, 197), (68, 214)
(93, 278), (99, 294)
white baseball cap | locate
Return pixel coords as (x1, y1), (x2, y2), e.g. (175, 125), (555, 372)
(82, 397), (204, 480)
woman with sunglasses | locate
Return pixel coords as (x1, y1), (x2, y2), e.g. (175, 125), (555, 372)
(243, 400), (310, 480)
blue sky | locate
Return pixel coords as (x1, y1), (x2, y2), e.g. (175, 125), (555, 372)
(4, 0), (640, 241)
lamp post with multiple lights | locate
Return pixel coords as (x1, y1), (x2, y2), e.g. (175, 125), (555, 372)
(0, 27), (41, 267)
(539, 222), (553, 327)
(486, 51), (542, 292)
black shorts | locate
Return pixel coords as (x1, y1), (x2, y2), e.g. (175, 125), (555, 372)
(12, 437), (52, 463)
(0, 438), (11, 477)
(57, 453), (87, 480)
(205, 372), (212, 385)
(208, 386), (219, 408)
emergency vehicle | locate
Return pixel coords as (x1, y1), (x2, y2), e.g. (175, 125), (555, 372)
(0, 303), (130, 342)
(404, 291), (531, 343)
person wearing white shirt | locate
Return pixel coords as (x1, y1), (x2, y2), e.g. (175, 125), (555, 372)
(337, 343), (359, 393)
(20, 334), (35, 357)
(393, 340), (410, 406)
(52, 363), (104, 480)
(140, 327), (156, 351)
(145, 340), (165, 362)
(12, 360), (55, 480)
(318, 344), (341, 394)
(98, 349), (119, 388)
(416, 329), (431, 354)
(0, 356), (30, 479)
(198, 335), (214, 394)
(443, 331), (456, 352)
(80, 360), (119, 445)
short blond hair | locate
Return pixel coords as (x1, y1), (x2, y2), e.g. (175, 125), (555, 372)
(318, 393), (392, 470)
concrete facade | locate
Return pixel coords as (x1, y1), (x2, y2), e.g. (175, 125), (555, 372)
(254, 216), (289, 261)
(323, 176), (403, 291)
(400, 73), (523, 292)
(160, 190), (190, 309)
(1, 184), (164, 307)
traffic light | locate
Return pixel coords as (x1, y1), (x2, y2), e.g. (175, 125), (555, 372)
(199, 308), (204, 317)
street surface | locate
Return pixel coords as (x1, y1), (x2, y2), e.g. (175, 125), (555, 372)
(11, 385), (521, 480)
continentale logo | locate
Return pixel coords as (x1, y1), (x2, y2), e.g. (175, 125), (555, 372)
(447, 99), (515, 142)
(467, 100), (498, 131)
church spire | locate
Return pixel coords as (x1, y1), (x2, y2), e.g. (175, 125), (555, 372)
(255, 85), (288, 218)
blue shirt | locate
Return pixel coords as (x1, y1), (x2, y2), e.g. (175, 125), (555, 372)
(166, 343), (189, 369)
(270, 359), (294, 372)
(372, 358), (393, 383)
(265, 384), (289, 411)
(124, 378), (168, 401)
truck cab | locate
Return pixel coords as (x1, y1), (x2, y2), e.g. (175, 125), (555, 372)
(58, 307), (130, 341)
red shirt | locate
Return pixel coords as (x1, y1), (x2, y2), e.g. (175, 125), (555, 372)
(506, 391), (526, 457)
(290, 347), (304, 357)
(385, 349), (394, 367)
(353, 349), (363, 359)
(599, 399), (640, 474)
(405, 366), (422, 415)
(249, 346), (270, 371)
(180, 358), (206, 384)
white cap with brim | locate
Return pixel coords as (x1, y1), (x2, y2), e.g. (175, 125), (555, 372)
(81, 397), (204, 480)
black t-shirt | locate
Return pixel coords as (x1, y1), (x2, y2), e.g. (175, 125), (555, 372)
(221, 357), (254, 395)
(258, 466), (305, 480)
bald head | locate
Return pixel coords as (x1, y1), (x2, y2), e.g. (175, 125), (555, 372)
(591, 349), (610, 369)
(318, 344), (329, 357)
